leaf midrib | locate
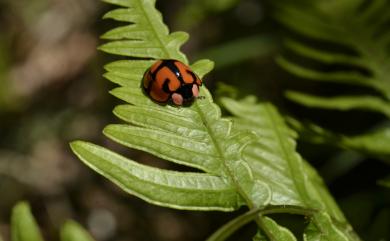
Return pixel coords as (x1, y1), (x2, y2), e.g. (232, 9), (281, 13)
(265, 105), (310, 206)
(138, 0), (258, 206)
(137, 0), (170, 59)
(124, 0), (268, 232)
(193, 102), (257, 208)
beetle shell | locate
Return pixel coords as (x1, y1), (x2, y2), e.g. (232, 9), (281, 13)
(142, 59), (202, 106)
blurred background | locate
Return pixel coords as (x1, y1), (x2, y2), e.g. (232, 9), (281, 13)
(0, 0), (389, 240)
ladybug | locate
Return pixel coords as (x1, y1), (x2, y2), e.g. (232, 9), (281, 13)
(142, 59), (202, 106)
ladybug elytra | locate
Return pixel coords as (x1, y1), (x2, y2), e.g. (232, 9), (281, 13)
(142, 59), (202, 106)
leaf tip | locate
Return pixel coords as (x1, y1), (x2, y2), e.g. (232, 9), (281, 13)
(69, 141), (93, 159)
(191, 59), (215, 78)
(96, 45), (105, 51)
(69, 140), (82, 151)
(102, 124), (115, 136)
(61, 219), (95, 241)
(12, 201), (30, 214)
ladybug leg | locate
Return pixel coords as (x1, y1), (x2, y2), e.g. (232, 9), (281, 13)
(172, 93), (184, 106)
(192, 84), (199, 97)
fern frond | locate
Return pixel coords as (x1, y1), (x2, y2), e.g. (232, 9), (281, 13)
(286, 91), (390, 119)
(341, 126), (390, 159)
(72, 0), (266, 213)
(276, 56), (375, 87)
(100, 0), (188, 62)
(71, 141), (243, 211)
(275, 0), (390, 156)
(288, 117), (390, 161)
(220, 97), (358, 240)
(70, 0), (361, 239)
(276, 0), (390, 98)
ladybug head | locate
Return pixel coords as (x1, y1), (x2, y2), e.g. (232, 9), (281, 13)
(171, 84), (199, 106)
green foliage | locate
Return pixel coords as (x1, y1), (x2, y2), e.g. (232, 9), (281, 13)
(60, 220), (95, 241)
(11, 202), (44, 241)
(220, 97), (358, 240)
(70, 0), (362, 240)
(286, 91), (390, 119)
(74, 0), (266, 212)
(223, 98), (321, 208)
(253, 217), (296, 241)
(206, 208), (263, 241)
(274, 0), (390, 157)
(288, 118), (390, 161)
(10, 202), (94, 241)
(71, 141), (243, 211)
(276, 0), (390, 96)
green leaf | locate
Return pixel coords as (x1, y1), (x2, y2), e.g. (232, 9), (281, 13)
(71, 0), (361, 240)
(340, 126), (390, 158)
(11, 202), (44, 241)
(9, 202), (94, 241)
(302, 161), (346, 221)
(286, 91), (390, 119)
(221, 97), (312, 206)
(275, 0), (390, 163)
(304, 220), (325, 241)
(259, 217), (297, 241)
(70, 141), (244, 211)
(209, 206), (316, 241)
(275, 0), (390, 97)
(220, 97), (357, 238)
(60, 220), (95, 241)
(103, 60), (155, 87)
(103, 123), (222, 174)
(206, 208), (263, 241)
(286, 117), (338, 145)
(304, 212), (356, 241)
(288, 118), (390, 160)
(284, 39), (366, 68)
(276, 56), (375, 88)
(72, 0), (275, 215)
(191, 59), (215, 79)
(100, 0), (188, 62)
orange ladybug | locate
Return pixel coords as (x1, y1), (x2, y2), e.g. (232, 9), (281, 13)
(142, 59), (202, 106)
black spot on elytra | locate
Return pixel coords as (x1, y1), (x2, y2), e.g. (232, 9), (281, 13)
(176, 84), (194, 100)
(162, 79), (171, 93)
